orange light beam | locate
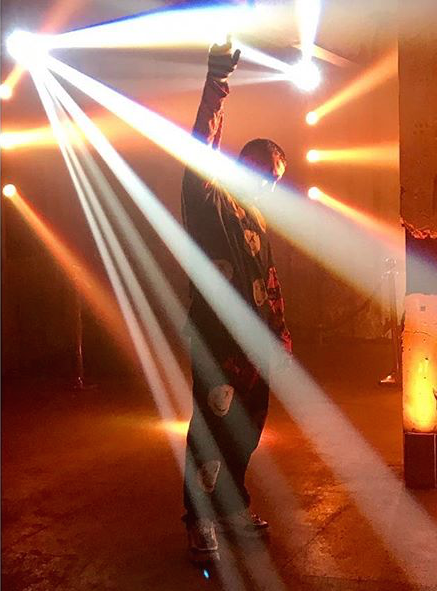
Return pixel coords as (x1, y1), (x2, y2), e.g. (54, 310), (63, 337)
(1, 126), (57, 150)
(306, 142), (399, 168)
(1, 112), (133, 151)
(11, 189), (131, 354)
(313, 48), (397, 121)
(1, 65), (25, 97)
(308, 187), (402, 255)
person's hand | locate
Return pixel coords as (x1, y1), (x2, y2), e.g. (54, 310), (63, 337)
(208, 35), (240, 82)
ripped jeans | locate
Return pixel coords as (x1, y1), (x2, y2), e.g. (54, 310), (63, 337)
(183, 337), (269, 522)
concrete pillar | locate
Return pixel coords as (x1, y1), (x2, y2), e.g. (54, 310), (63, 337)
(399, 0), (437, 488)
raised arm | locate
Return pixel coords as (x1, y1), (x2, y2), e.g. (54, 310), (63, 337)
(191, 75), (229, 150)
(182, 39), (240, 204)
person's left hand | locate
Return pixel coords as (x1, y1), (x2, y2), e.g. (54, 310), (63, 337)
(208, 35), (241, 82)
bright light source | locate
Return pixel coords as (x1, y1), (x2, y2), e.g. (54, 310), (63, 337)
(306, 149), (320, 162)
(289, 60), (321, 92)
(308, 186), (321, 200)
(2, 184), (17, 198)
(0, 133), (18, 150)
(6, 30), (51, 68)
(0, 83), (13, 100)
(306, 111), (319, 125)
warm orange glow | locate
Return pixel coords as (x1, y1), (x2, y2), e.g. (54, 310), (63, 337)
(11, 190), (132, 353)
(403, 294), (437, 433)
(0, 127), (56, 150)
(405, 357), (437, 432)
(306, 149), (320, 162)
(1, 113), (133, 151)
(312, 48), (397, 121)
(2, 184), (17, 198)
(306, 143), (399, 168)
(306, 111), (319, 125)
(1, 65), (25, 96)
(308, 187), (402, 252)
(161, 420), (189, 437)
(159, 421), (278, 442)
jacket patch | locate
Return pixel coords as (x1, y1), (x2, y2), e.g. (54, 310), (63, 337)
(253, 278), (268, 307)
(197, 460), (221, 493)
(208, 384), (234, 416)
(244, 229), (261, 257)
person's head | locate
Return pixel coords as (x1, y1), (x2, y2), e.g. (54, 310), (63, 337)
(238, 138), (286, 194)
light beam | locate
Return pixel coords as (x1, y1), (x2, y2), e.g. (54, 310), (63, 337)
(312, 48), (397, 121)
(50, 5), (258, 50)
(307, 187), (402, 254)
(306, 143), (399, 168)
(8, 189), (132, 354)
(44, 55), (400, 299)
(295, 0), (321, 62)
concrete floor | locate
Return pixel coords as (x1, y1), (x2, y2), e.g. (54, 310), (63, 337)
(2, 342), (437, 591)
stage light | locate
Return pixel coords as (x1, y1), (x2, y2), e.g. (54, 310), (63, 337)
(0, 83), (13, 100)
(306, 149), (320, 162)
(289, 60), (321, 92)
(306, 111), (319, 125)
(6, 30), (51, 68)
(308, 186), (321, 200)
(2, 184), (17, 198)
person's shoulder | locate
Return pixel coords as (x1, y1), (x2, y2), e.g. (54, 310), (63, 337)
(219, 187), (247, 220)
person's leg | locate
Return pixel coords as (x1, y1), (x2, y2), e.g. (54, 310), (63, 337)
(183, 395), (224, 523)
(212, 376), (270, 526)
(183, 337), (234, 561)
(183, 337), (270, 549)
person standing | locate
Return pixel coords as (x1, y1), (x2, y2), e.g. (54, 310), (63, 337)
(181, 38), (291, 563)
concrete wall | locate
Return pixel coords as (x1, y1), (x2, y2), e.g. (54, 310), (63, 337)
(399, 0), (437, 238)
(399, 0), (437, 438)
